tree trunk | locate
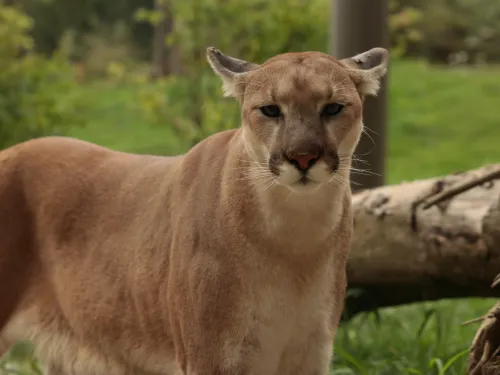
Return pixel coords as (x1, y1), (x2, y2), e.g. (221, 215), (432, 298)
(151, 0), (181, 78)
(344, 164), (500, 319)
(331, 0), (389, 190)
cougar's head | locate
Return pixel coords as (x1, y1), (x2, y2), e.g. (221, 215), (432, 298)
(207, 46), (389, 193)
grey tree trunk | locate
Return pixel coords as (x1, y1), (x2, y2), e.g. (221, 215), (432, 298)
(331, 0), (389, 190)
(345, 164), (500, 319)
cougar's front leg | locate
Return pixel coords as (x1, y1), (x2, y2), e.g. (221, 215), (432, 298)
(277, 329), (334, 375)
(179, 327), (253, 375)
(171, 256), (254, 375)
(299, 340), (334, 375)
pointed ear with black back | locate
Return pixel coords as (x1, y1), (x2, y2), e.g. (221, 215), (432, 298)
(339, 47), (390, 97)
(206, 47), (260, 98)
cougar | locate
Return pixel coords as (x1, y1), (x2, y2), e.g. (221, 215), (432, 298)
(0, 46), (388, 374)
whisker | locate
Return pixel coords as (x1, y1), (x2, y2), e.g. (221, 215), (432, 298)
(349, 168), (381, 177)
(248, 176), (274, 189)
(237, 159), (267, 165)
(352, 147), (376, 157)
(233, 167), (270, 173)
(237, 172), (274, 182)
(254, 177), (277, 193)
(350, 170), (381, 177)
(361, 127), (377, 151)
(283, 189), (294, 204)
(328, 175), (346, 188)
(349, 166), (376, 172)
(234, 164), (269, 169)
(336, 165), (380, 178)
(363, 126), (380, 136)
(351, 155), (370, 165)
(352, 159), (370, 168)
(336, 154), (375, 177)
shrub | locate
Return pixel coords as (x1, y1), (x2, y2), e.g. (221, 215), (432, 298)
(397, 0), (500, 64)
(0, 1), (84, 149)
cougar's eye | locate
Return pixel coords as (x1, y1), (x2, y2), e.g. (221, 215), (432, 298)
(260, 105), (281, 118)
(321, 103), (344, 117)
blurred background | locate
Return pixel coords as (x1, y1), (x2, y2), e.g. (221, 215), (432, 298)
(1, 0), (500, 374)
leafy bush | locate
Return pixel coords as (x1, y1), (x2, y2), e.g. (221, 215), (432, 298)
(397, 0), (500, 64)
(14, 0), (500, 71)
(0, 1), (84, 149)
(106, 70), (239, 149)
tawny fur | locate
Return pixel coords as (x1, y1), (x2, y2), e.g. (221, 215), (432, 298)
(0, 47), (388, 374)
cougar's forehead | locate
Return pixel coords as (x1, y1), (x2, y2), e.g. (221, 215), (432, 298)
(244, 54), (358, 106)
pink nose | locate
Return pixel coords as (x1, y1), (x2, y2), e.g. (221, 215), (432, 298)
(289, 153), (319, 171)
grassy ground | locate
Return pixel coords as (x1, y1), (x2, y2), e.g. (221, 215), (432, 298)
(2, 59), (499, 374)
(387, 60), (500, 183)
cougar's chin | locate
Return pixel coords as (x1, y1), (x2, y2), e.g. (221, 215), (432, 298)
(306, 160), (336, 184)
(286, 179), (321, 195)
(275, 161), (333, 194)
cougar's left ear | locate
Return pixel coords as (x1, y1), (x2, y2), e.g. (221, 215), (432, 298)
(206, 47), (259, 98)
(340, 47), (389, 97)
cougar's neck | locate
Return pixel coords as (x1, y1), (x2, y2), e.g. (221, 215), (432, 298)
(221, 132), (350, 247)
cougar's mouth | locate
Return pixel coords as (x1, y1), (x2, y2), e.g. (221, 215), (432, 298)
(293, 175), (321, 189)
(298, 176), (311, 185)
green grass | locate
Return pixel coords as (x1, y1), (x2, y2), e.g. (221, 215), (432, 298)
(67, 82), (186, 155)
(332, 299), (495, 374)
(387, 60), (500, 183)
(3, 59), (499, 374)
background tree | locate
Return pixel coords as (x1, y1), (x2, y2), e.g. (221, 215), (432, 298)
(331, 0), (389, 190)
(0, 0), (83, 149)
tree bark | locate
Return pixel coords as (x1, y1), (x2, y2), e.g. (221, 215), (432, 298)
(344, 164), (500, 319)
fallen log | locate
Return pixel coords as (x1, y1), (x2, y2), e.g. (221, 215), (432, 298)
(344, 164), (500, 318)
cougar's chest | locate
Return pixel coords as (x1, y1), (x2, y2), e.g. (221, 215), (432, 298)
(243, 256), (334, 374)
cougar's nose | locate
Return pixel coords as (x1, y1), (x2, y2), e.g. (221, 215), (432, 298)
(286, 151), (320, 172)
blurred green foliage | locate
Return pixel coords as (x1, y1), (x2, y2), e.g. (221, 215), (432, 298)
(134, 74), (240, 147)
(0, 1), (83, 149)
(0, 341), (43, 375)
(14, 0), (153, 59)
(13, 0), (500, 66)
(135, 0), (330, 63)
(406, 0), (500, 64)
(5, 0), (499, 147)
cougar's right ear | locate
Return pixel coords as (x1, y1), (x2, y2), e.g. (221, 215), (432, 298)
(206, 47), (259, 98)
